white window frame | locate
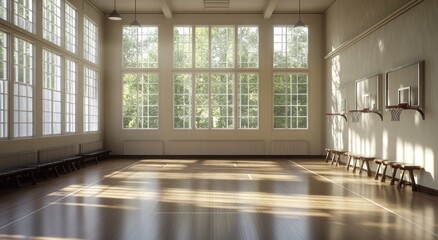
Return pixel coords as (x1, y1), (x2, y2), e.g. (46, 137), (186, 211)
(42, 49), (62, 135)
(65, 2), (77, 53)
(83, 17), (98, 64)
(172, 25), (260, 130)
(42, 0), (62, 46)
(13, 36), (34, 137)
(0, 30), (8, 138)
(13, 0), (34, 33)
(83, 67), (98, 132)
(65, 58), (76, 133)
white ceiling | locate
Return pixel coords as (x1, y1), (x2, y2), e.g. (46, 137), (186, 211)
(90, 0), (336, 16)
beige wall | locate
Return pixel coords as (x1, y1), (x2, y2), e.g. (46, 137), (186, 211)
(325, 0), (438, 190)
(103, 13), (324, 156)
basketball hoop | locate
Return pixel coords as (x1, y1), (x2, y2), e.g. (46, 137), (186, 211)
(351, 111), (362, 123)
(386, 103), (408, 121)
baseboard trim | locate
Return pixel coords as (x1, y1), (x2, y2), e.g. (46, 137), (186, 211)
(110, 155), (324, 160)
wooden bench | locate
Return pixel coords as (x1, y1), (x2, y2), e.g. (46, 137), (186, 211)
(0, 152), (38, 187)
(388, 162), (422, 191)
(0, 167), (37, 187)
(325, 148), (348, 166)
(354, 156), (374, 176)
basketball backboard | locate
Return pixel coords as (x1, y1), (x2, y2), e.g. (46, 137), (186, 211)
(385, 61), (424, 108)
(355, 74), (381, 111)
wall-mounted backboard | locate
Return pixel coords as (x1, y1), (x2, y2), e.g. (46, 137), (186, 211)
(385, 61), (424, 108)
(355, 74), (381, 111)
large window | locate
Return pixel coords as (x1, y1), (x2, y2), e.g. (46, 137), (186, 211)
(273, 26), (308, 68)
(64, 2), (77, 53)
(172, 25), (259, 130)
(13, 37), (33, 137)
(0, 31), (7, 138)
(83, 17), (97, 64)
(14, 0), (33, 33)
(83, 67), (98, 132)
(123, 73), (159, 129)
(273, 26), (308, 129)
(273, 73), (308, 129)
(42, 0), (62, 46)
(65, 59), (76, 133)
(122, 26), (159, 129)
(42, 49), (61, 135)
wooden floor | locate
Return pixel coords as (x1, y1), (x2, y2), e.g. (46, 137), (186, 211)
(1, 158), (437, 240)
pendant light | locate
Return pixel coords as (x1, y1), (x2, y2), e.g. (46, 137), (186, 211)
(130, 0), (141, 27)
(108, 0), (122, 21)
(294, 0), (305, 28)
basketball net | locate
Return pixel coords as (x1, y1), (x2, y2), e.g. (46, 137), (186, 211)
(387, 107), (403, 121)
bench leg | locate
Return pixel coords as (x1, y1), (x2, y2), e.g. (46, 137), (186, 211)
(335, 154), (341, 166)
(359, 159), (365, 174)
(390, 167), (398, 185)
(374, 163), (381, 180)
(325, 151), (330, 163)
(365, 161), (371, 177)
(330, 153), (336, 165)
(381, 165), (388, 182)
(397, 169), (406, 188)
(352, 158), (358, 173)
(346, 156), (352, 170)
(408, 170), (418, 192)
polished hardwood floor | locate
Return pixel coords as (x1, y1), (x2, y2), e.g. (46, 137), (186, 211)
(0, 158), (437, 240)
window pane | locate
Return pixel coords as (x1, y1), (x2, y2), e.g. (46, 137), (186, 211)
(238, 26), (259, 68)
(0, 0), (7, 20)
(173, 27), (192, 68)
(42, 0), (62, 46)
(84, 17), (98, 63)
(42, 50), (62, 135)
(13, 37), (33, 137)
(65, 2), (77, 53)
(273, 26), (308, 68)
(84, 67), (98, 132)
(273, 73), (308, 129)
(123, 73), (159, 129)
(210, 73), (234, 128)
(238, 73), (258, 129)
(211, 26), (234, 68)
(0, 31), (7, 138)
(173, 73), (192, 129)
(195, 26), (209, 68)
(65, 59), (76, 133)
(14, 0), (33, 33)
(123, 26), (158, 68)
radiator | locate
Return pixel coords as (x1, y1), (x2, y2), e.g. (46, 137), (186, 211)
(80, 141), (103, 154)
(270, 140), (309, 155)
(38, 145), (77, 163)
(0, 151), (37, 170)
(166, 140), (265, 155)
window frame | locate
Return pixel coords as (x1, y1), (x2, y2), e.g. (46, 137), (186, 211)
(83, 66), (99, 132)
(171, 25), (260, 130)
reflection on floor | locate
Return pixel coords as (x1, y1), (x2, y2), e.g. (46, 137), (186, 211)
(0, 158), (437, 240)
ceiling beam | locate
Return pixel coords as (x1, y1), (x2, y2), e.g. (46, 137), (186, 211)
(264, 0), (279, 19)
(160, 0), (173, 19)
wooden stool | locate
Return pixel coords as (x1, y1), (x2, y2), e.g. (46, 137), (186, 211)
(354, 156), (374, 176)
(345, 152), (359, 171)
(397, 164), (422, 191)
(389, 162), (402, 185)
(380, 160), (397, 183)
(324, 148), (333, 163)
(331, 150), (348, 166)
(374, 159), (384, 180)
